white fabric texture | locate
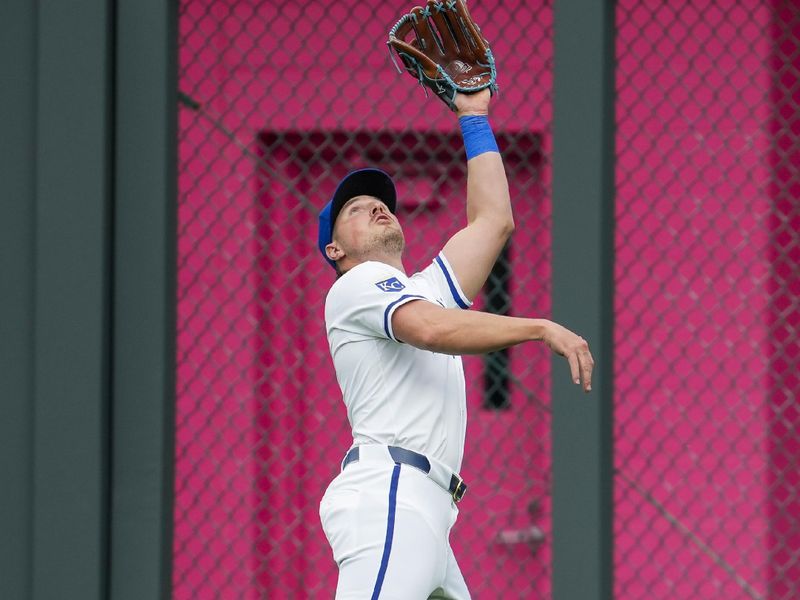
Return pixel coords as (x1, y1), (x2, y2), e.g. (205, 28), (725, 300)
(324, 253), (471, 472)
(320, 452), (471, 600)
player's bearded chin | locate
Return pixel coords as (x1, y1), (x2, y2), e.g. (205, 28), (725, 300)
(365, 227), (405, 257)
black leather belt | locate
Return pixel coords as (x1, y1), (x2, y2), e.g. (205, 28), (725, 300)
(342, 445), (467, 503)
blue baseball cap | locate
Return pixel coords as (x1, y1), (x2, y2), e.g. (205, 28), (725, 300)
(318, 168), (397, 269)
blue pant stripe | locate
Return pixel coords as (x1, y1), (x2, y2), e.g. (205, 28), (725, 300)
(371, 463), (401, 600)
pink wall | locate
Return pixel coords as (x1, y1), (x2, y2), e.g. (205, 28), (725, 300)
(615, 0), (799, 598)
(768, 3), (800, 597)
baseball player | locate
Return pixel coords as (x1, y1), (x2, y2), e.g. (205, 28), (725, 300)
(316, 86), (594, 600)
(317, 3), (593, 597)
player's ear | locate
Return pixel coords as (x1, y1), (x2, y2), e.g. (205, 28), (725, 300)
(326, 242), (344, 262)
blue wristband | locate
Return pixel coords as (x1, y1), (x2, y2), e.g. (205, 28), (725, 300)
(459, 115), (499, 160)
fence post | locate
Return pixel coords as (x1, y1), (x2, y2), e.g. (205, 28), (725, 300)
(28, 2), (114, 598)
(109, 1), (178, 598)
(551, 1), (615, 599)
(0, 1), (37, 596)
(1, 0), (113, 596)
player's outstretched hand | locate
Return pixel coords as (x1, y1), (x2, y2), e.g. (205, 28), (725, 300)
(455, 89), (491, 117)
(541, 320), (594, 393)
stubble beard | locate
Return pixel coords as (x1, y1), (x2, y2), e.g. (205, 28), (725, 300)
(361, 226), (405, 260)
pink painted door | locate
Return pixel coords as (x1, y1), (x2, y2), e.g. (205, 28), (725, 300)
(255, 128), (552, 598)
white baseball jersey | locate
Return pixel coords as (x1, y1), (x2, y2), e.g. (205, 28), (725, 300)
(324, 251), (472, 473)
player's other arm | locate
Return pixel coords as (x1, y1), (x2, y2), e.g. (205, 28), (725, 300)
(440, 89), (514, 303)
(392, 299), (594, 392)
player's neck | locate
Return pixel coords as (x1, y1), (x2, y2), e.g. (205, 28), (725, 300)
(378, 256), (406, 273)
(347, 252), (406, 274)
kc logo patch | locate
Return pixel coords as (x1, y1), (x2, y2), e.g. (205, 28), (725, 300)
(375, 277), (406, 292)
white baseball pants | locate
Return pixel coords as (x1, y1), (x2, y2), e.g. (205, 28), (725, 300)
(319, 446), (471, 599)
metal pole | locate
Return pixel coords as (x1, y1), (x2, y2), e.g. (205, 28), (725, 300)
(551, 1), (615, 598)
(31, 1), (114, 597)
(109, 1), (178, 598)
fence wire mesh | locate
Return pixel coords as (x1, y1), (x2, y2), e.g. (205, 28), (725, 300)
(174, 0), (800, 598)
(615, 1), (800, 599)
(175, 0), (553, 598)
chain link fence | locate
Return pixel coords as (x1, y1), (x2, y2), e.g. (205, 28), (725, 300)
(615, 1), (799, 598)
(175, 0), (553, 597)
(174, 0), (800, 598)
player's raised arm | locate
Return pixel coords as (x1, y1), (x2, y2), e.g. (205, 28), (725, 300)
(387, 0), (510, 302)
(439, 90), (513, 302)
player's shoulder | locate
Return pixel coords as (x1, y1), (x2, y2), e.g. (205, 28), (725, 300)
(325, 261), (409, 306)
(410, 252), (472, 309)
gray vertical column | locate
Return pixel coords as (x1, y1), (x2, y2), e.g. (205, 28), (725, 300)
(110, 1), (178, 598)
(32, 1), (113, 598)
(0, 1), (37, 597)
(551, 1), (615, 599)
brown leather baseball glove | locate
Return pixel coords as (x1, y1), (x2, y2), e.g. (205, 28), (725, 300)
(388, 0), (497, 111)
